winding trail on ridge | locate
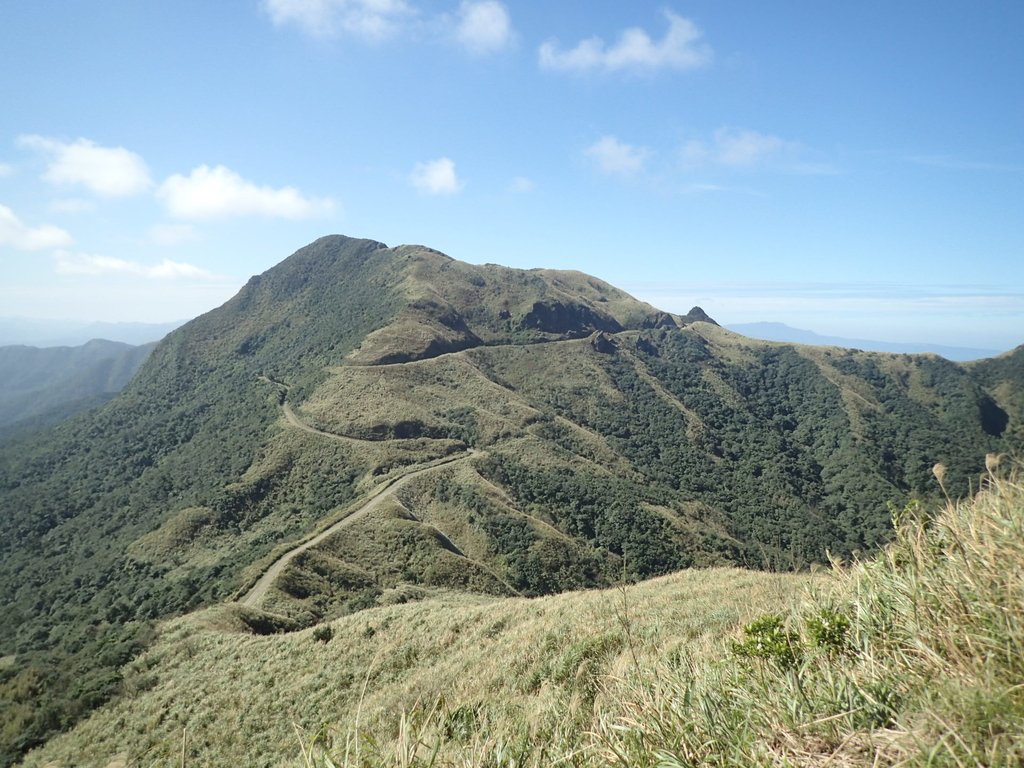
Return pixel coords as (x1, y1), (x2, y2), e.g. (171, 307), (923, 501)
(239, 376), (476, 608)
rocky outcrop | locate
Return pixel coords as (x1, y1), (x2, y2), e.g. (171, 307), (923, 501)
(517, 300), (623, 336)
(680, 306), (718, 326)
(590, 331), (618, 354)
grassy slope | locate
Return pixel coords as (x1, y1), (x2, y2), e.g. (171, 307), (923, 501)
(19, 568), (814, 767)
(0, 237), (409, 762)
(22, 469), (1024, 767)
(589, 465), (1024, 768)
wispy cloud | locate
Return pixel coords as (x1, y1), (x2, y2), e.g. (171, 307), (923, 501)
(455, 0), (512, 54)
(262, 0), (414, 39)
(157, 165), (335, 219)
(54, 251), (220, 280)
(539, 10), (711, 74)
(264, 0), (516, 55)
(679, 127), (836, 175)
(509, 176), (535, 193)
(0, 163), (13, 178)
(637, 281), (1024, 302)
(585, 136), (651, 176)
(18, 135), (152, 197)
(410, 157), (463, 195)
(0, 204), (74, 250)
(682, 128), (791, 168)
(906, 154), (1024, 173)
(621, 280), (1024, 350)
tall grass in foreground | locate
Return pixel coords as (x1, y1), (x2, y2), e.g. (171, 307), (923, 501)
(593, 463), (1024, 767)
(312, 466), (1024, 767)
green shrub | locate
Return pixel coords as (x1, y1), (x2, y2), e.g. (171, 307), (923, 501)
(804, 606), (851, 655)
(730, 613), (802, 669)
(311, 625), (333, 644)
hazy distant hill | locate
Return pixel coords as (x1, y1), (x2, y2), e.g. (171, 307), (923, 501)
(727, 321), (1001, 361)
(0, 235), (1020, 763)
(0, 317), (184, 347)
(0, 339), (155, 439)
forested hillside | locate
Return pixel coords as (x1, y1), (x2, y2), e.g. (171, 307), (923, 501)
(0, 235), (1019, 764)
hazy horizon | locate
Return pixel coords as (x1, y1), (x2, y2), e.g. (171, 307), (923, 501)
(0, 302), (1014, 359)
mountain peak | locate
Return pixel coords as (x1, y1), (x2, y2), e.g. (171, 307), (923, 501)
(209, 235), (713, 369)
(682, 306), (717, 325)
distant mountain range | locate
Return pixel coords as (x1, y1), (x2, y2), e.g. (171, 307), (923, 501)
(0, 317), (185, 347)
(0, 339), (156, 439)
(726, 321), (1001, 361)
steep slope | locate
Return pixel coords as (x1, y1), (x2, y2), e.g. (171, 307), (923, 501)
(0, 339), (155, 439)
(0, 234), (1019, 764)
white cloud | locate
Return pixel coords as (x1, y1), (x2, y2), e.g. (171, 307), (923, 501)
(585, 136), (651, 175)
(0, 163), (13, 178)
(54, 251), (218, 280)
(150, 223), (200, 246)
(714, 130), (787, 167)
(263, 0), (413, 39)
(0, 204), (74, 250)
(456, 0), (512, 54)
(509, 176), (534, 193)
(410, 157), (463, 195)
(18, 135), (152, 197)
(157, 165), (335, 219)
(539, 10), (711, 74)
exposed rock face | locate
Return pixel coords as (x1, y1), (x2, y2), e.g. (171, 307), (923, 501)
(518, 300), (624, 336)
(641, 312), (678, 329)
(590, 331), (617, 354)
(681, 306), (718, 326)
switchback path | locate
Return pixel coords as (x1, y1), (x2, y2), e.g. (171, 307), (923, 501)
(259, 374), (364, 445)
(239, 450), (474, 607)
(240, 375), (476, 607)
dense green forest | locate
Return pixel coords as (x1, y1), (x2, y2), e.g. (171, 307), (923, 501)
(0, 236), (1019, 765)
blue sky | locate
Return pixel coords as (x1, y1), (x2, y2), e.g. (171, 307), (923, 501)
(1, 1), (1021, 350)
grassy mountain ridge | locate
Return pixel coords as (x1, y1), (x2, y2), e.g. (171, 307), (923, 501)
(0, 235), (1020, 763)
(20, 568), (815, 767)
(969, 344), (1024, 443)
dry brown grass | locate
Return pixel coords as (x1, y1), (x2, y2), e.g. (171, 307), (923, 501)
(20, 568), (810, 767)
